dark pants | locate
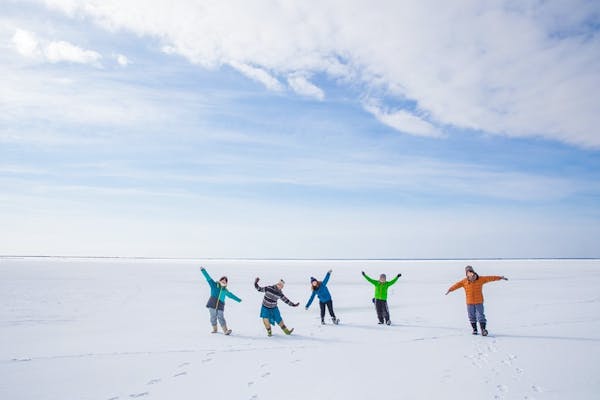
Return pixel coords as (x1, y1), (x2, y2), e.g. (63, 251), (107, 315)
(374, 299), (390, 323)
(319, 300), (336, 320)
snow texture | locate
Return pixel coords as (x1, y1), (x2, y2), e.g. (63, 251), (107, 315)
(1, 258), (599, 399)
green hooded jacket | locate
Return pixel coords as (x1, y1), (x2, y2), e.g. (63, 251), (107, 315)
(362, 272), (399, 300)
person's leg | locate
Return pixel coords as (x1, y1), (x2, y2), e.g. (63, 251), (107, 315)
(475, 303), (487, 335)
(467, 304), (478, 334)
(326, 300), (335, 317)
(383, 300), (391, 324)
(319, 301), (326, 323)
(209, 309), (218, 333)
(262, 318), (272, 335)
(217, 310), (230, 334)
(274, 309), (293, 334)
(375, 300), (385, 323)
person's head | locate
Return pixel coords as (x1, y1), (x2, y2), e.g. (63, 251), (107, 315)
(379, 273), (387, 283)
(219, 276), (228, 287)
(276, 279), (285, 290)
(465, 265), (478, 281)
(310, 277), (320, 290)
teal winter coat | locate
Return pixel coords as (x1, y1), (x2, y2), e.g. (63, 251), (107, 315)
(201, 268), (241, 310)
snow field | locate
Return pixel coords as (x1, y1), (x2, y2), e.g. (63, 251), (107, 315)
(1, 258), (599, 399)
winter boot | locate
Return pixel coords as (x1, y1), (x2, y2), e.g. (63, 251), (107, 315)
(222, 325), (232, 335)
(332, 317), (339, 325)
(471, 322), (478, 335)
(385, 320), (391, 326)
(321, 319), (325, 325)
(281, 325), (294, 335)
(480, 322), (488, 336)
(266, 327), (272, 337)
(211, 325), (218, 334)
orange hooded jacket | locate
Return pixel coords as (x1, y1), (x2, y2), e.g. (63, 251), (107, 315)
(447, 276), (503, 304)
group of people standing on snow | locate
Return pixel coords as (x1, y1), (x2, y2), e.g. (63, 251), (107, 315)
(199, 265), (508, 337)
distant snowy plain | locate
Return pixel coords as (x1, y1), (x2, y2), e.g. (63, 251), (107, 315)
(1, 258), (599, 400)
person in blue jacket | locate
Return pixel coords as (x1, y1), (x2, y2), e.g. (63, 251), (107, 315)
(200, 267), (241, 335)
(305, 269), (339, 325)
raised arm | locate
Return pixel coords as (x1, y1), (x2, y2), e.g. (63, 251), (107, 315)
(362, 271), (377, 285)
(200, 267), (214, 284)
(305, 290), (317, 309)
(386, 273), (401, 287)
(322, 270), (332, 286)
(254, 277), (265, 292)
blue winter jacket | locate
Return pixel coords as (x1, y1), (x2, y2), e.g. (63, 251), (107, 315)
(305, 272), (332, 308)
(201, 269), (242, 310)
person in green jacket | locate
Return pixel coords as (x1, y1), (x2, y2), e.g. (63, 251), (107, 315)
(362, 271), (401, 325)
(201, 267), (242, 335)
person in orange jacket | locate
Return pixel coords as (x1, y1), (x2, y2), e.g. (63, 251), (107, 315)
(446, 265), (508, 336)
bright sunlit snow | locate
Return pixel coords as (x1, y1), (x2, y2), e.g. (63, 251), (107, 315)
(1, 258), (599, 399)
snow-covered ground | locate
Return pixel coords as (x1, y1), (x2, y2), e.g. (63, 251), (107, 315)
(1, 258), (599, 400)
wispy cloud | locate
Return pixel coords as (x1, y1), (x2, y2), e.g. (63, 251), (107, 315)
(36, 0), (600, 147)
(364, 101), (441, 137)
(287, 74), (324, 100)
(230, 62), (283, 91)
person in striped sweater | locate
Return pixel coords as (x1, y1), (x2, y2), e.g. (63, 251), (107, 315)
(446, 265), (508, 336)
(254, 277), (299, 336)
(201, 267), (242, 335)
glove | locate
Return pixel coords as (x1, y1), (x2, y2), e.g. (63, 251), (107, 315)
(397, 273), (402, 278)
(200, 267), (205, 271)
(502, 276), (508, 281)
(361, 271), (366, 276)
(305, 307), (308, 311)
(293, 302), (300, 307)
(445, 290), (450, 295)
(255, 277), (260, 284)
(328, 269), (332, 274)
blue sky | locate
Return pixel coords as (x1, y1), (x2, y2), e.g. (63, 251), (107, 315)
(1, 0), (600, 258)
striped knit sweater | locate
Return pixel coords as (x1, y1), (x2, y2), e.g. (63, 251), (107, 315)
(255, 281), (295, 308)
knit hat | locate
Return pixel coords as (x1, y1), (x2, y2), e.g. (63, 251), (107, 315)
(379, 273), (387, 280)
(310, 277), (318, 283)
(465, 265), (475, 274)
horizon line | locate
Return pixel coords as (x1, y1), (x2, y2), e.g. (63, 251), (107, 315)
(1, 255), (599, 261)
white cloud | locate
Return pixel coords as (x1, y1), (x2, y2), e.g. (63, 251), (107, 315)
(364, 102), (441, 137)
(33, 0), (600, 147)
(116, 53), (130, 66)
(12, 29), (41, 58)
(287, 74), (324, 100)
(11, 28), (101, 65)
(229, 61), (283, 91)
(44, 40), (101, 64)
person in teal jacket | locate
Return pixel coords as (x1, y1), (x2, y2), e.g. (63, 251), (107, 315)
(201, 267), (241, 335)
(305, 269), (339, 325)
(362, 271), (401, 325)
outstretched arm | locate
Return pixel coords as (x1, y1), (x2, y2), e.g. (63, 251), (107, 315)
(445, 280), (464, 295)
(481, 276), (507, 284)
(305, 291), (317, 309)
(362, 271), (377, 285)
(254, 277), (265, 292)
(322, 270), (332, 286)
(225, 290), (242, 303)
(281, 293), (299, 307)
